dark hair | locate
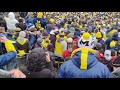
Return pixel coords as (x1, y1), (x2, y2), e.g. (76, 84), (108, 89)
(112, 56), (120, 67)
(27, 48), (46, 72)
(111, 50), (116, 56)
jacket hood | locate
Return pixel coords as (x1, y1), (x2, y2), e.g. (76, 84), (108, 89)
(72, 51), (98, 69)
(8, 12), (15, 20)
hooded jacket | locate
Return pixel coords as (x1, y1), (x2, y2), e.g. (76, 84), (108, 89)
(5, 12), (18, 30)
(57, 50), (111, 78)
(34, 18), (47, 28)
(111, 67), (120, 78)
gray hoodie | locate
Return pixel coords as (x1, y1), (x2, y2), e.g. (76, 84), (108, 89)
(111, 67), (120, 78)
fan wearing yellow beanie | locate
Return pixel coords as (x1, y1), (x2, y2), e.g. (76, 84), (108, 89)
(109, 40), (118, 51)
(95, 31), (105, 50)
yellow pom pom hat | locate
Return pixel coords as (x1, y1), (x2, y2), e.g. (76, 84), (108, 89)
(78, 32), (95, 48)
(96, 32), (103, 39)
(110, 41), (116, 47)
(37, 12), (43, 18)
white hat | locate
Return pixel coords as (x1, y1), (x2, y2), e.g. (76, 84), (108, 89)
(104, 50), (112, 61)
(78, 32), (94, 48)
(67, 38), (73, 43)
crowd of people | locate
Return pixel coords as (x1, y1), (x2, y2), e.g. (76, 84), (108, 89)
(0, 12), (120, 78)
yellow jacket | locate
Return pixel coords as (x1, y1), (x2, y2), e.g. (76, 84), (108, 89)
(54, 40), (63, 55)
(4, 40), (17, 53)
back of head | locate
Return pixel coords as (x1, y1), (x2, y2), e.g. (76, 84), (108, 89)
(27, 48), (46, 72)
(27, 12), (34, 18)
(47, 43), (54, 51)
(111, 50), (116, 56)
(67, 38), (73, 43)
(8, 12), (15, 19)
(19, 31), (26, 38)
(110, 41), (115, 48)
(37, 38), (42, 43)
(113, 56), (120, 67)
(96, 43), (102, 50)
(96, 31), (103, 39)
(104, 50), (112, 61)
(78, 32), (94, 48)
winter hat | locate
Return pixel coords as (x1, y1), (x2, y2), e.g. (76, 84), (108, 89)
(37, 12), (43, 18)
(49, 18), (54, 24)
(96, 32), (102, 39)
(15, 27), (21, 32)
(8, 12), (15, 19)
(78, 32), (94, 48)
(67, 38), (73, 43)
(59, 31), (65, 36)
(19, 31), (26, 38)
(42, 32), (49, 37)
(110, 41), (116, 47)
(104, 50), (112, 61)
(28, 23), (35, 30)
(112, 56), (120, 67)
(37, 38), (42, 43)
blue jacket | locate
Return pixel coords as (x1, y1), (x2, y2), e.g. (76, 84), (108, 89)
(56, 51), (111, 78)
(25, 17), (35, 28)
(0, 51), (17, 67)
(6, 34), (15, 41)
(74, 30), (80, 37)
(29, 33), (36, 47)
(109, 46), (118, 51)
(33, 18), (47, 28)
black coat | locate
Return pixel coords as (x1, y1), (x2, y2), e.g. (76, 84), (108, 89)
(100, 58), (113, 72)
(20, 61), (55, 78)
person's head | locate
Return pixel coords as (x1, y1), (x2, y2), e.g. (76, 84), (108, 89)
(27, 48), (47, 72)
(0, 27), (5, 33)
(112, 56), (120, 70)
(8, 12), (15, 19)
(104, 50), (112, 61)
(49, 18), (54, 24)
(96, 31), (103, 39)
(59, 31), (65, 40)
(110, 40), (116, 48)
(78, 32), (94, 48)
(47, 43), (54, 51)
(95, 43), (102, 50)
(42, 32), (48, 39)
(15, 27), (21, 33)
(67, 38), (73, 44)
(37, 38), (42, 43)
(46, 24), (53, 30)
(7, 29), (16, 35)
(37, 12), (43, 18)
(27, 12), (34, 18)
(111, 50), (116, 56)
(68, 44), (73, 53)
(19, 31), (26, 38)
